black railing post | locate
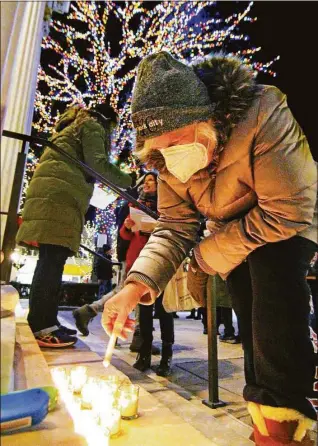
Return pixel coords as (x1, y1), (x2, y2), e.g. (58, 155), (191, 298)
(1, 141), (27, 283)
(202, 275), (226, 409)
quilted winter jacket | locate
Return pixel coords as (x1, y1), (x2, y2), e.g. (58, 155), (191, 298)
(17, 111), (131, 254)
(127, 74), (317, 302)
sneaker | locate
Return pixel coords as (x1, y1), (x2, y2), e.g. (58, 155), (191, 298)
(35, 328), (77, 348)
(203, 327), (208, 335)
(58, 325), (77, 336)
(219, 334), (240, 344)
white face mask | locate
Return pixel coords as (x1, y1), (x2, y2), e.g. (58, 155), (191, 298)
(160, 142), (208, 183)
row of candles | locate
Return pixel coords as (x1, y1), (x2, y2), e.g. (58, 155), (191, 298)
(51, 366), (139, 443)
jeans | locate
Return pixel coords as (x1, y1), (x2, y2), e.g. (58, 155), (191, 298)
(139, 294), (174, 355)
(98, 279), (112, 299)
(28, 244), (71, 333)
(227, 236), (317, 420)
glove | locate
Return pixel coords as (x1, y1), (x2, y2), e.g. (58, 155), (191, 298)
(102, 282), (147, 340)
(187, 255), (209, 307)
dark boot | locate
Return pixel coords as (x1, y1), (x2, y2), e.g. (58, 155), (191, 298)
(156, 342), (173, 377)
(133, 342), (152, 372)
(186, 309), (196, 319)
(129, 328), (143, 352)
(133, 353), (151, 371)
(130, 328), (159, 354)
(72, 304), (97, 336)
(151, 345), (160, 355)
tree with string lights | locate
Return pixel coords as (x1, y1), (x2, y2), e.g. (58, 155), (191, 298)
(27, 0), (278, 248)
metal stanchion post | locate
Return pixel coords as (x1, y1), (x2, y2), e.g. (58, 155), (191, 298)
(202, 275), (226, 409)
(1, 143), (27, 283)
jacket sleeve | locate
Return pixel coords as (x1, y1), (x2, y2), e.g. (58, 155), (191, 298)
(126, 176), (201, 303)
(95, 256), (113, 280)
(119, 223), (134, 241)
(95, 257), (102, 278)
(196, 86), (317, 277)
(80, 120), (132, 189)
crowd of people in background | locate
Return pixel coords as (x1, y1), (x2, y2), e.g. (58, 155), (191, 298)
(14, 49), (317, 445)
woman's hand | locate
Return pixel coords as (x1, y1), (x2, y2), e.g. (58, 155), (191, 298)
(124, 217), (135, 230)
(102, 282), (148, 340)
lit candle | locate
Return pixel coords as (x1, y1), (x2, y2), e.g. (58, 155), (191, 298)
(99, 407), (121, 438)
(91, 380), (119, 419)
(51, 367), (69, 390)
(100, 381), (119, 401)
(81, 377), (100, 410)
(70, 366), (87, 394)
(101, 375), (122, 386)
(118, 384), (139, 419)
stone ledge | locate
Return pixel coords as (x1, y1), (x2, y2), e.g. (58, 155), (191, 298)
(1, 315), (15, 393)
(1, 321), (85, 445)
(1, 285), (19, 313)
(0, 285), (19, 394)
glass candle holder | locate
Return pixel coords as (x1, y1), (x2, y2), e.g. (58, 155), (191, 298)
(100, 381), (119, 402)
(81, 377), (100, 410)
(101, 375), (122, 385)
(92, 380), (119, 418)
(118, 384), (139, 419)
(51, 367), (69, 391)
(99, 407), (121, 438)
(70, 366), (87, 394)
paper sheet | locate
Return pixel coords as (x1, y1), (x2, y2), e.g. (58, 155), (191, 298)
(129, 206), (157, 232)
(90, 184), (117, 209)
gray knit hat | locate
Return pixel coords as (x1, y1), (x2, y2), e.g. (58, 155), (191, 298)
(131, 52), (214, 146)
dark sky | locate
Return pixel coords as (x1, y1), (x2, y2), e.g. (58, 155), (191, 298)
(249, 1), (317, 160)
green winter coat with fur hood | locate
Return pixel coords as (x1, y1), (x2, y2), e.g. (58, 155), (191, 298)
(16, 107), (132, 254)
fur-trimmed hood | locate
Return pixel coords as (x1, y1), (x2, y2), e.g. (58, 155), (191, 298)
(55, 106), (113, 133)
(192, 53), (259, 148)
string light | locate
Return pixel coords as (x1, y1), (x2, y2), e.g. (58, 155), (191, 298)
(26, 1), (279, 242)
(33, 1), (277, 147)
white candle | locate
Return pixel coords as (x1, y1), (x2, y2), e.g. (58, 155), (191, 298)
(81, 378), (99, 409)
(118, 384), (139, 419)
(70, 366), (87, 394)
(99, 407), (121, 437)
(91, 380), (118, 418)
(51, 367), (69, 391)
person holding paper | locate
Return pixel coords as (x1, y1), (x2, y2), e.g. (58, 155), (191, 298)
(16, 102), (132, 348)
(119, 172), (175, 376)
(102, 52), (317, 443)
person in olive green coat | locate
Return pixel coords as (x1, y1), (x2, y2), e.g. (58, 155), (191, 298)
(16, 103), (132, 348)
